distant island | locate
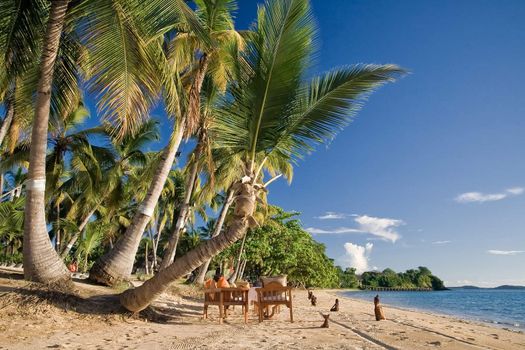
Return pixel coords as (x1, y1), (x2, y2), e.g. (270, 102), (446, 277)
(351, 266), (447, 291)
(494, 285), (525, 290)
(451, 285), (525, 290)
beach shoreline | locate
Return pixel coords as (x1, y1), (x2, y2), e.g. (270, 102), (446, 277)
(1, 272), (524, 349)
(336, 289), (524, 333)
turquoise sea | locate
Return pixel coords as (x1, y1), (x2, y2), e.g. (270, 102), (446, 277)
(342, 289), (525, 330)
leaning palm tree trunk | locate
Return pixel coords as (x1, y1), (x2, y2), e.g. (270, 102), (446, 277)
(0, 103), (14, 148)
(228, 229), (247, 283)
(89, 127), (185, 285)
(195, 188), (234, 284)
(0, 173), (4, 199)
(120, 181), (255, 312)
(90, 54), (209, 286)
(152, 218), (166, 269)
(159, 145), (202, 270)
(60, 207), (97, 259)
(23, 0), (71, 284)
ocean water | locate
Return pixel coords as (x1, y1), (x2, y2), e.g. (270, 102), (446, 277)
(342, 289), (525, 330)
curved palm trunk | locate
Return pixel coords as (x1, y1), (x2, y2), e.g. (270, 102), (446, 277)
(195, 188), (234, 284)
(23, 0), (71, 284)
(120, 182), (255, 312)
(89, 54), (209, 286)
(0, 173), (4, 199)
(159, 145), (201, 270)
(60, 207), (97, 259)
(152, 217), (166, 269)
(89, 125), (185, 285)
(0, 103), (14, 148)
(228, 229), (247, 283)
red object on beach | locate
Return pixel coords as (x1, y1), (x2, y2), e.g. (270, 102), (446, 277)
(68, 262), (78, 272)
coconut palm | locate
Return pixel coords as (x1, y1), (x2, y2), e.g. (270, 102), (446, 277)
(0, 0), (47, 149)
(23, 0), (75, 284)
(0, 196), (24, 258)
(75, 222), (105, 272)
(19, 0), (202, 284)
(58, 120), (159, 259)
(89, 0), (241, 285)
(119, 0), (405, 311)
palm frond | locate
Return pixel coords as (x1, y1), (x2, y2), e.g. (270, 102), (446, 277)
(213, 0), (316, 170)
(79, 0), (161, 140)
(272, 64), (406, 162)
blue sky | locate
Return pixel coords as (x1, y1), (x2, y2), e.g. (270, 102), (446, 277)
(80, 0), (525, 287)
(230, 0), (525, 287)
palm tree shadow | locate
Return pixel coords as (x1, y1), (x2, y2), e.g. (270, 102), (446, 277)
(0, 281), (204, 325)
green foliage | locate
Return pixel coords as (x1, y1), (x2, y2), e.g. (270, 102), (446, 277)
(75, 222), (106, 272)
(0, 196), (24, 257)
(217, 206), (340, 288)
(361, 266), (446, 290)
(337, 267), (359, 288)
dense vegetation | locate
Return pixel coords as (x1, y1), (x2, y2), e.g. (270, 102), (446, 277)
(361, 267), (446, 290)
(0, 0), (405, 311)
(216, 207), (341, 288)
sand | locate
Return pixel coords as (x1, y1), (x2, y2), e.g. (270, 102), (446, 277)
(0, 269), (524, 350)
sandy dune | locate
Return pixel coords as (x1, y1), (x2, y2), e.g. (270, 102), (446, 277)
(0, 270), (523, 350)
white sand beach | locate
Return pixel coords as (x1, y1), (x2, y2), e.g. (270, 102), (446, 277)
(0, 270), (524, 350)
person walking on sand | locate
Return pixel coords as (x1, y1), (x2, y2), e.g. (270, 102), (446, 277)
(374, 294), (386, 321)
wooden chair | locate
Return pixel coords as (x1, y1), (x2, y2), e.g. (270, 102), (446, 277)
(254, 282), (293, 323)
(203, 287), (249, 324)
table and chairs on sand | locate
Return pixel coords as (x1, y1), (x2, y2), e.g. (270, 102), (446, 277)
(202, 275), (293, 324)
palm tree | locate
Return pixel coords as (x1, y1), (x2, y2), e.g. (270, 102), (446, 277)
(75, 222), (105, 272)
(119, 0), (405, 311)
(18, 0), (201, 284)
(0, 0), (47, 149)
(58, 121), (159, 259)
(0, 196), (24, 258)
(89, 0), (240, 285)
(23, 0), (74, 284)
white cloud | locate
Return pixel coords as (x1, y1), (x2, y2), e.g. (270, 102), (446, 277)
(354, 215), (403, 243)
(432, 240), (452, 245)
(506, 187), (524, 195)
(315, 212), (349, 220)
(306, 215), (403, 243)
(455, 187), (524, 203)
(455, 192), (506, 203)
(487, 250), (524, 256)
(338, 242), (373, 274)
(306, 227), (362, 234)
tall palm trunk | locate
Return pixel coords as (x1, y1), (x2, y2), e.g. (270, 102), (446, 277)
(195, 188), (234, 284)
(144, 241), (149, 275)
(55, 202), (60, 252)
(120, 181), (256, 312)
(89, 126), (185, 285)
(152, 218), (166, 269)
(159, 145), (202, 270)
(89, 54), (209, 286)
(60, 207), (97, 259)
(0, 102), (14, 148)
(23, 0), (71, 284)
(228, 229), (247, 283)
(0, 173), (4, 199)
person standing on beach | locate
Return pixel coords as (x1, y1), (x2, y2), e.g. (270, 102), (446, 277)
(374, 294), (386, 321)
